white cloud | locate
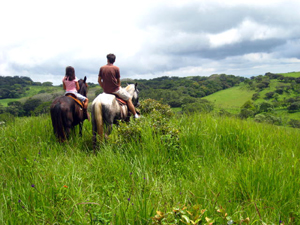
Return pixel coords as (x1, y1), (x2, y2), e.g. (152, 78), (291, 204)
(1, 0), (300, 85)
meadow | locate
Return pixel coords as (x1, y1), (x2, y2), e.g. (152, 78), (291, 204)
(1, 108), (300, 224)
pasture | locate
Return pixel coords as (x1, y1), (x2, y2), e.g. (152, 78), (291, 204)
(203, 85), (256, 114)
(1, 111), (300, 224)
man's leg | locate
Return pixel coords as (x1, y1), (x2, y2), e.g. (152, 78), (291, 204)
(127, 99), (140, 118)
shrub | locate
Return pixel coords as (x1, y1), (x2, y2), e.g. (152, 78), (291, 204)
(181, 99), (214, 114)
(0, 112), (15, 124)
(23, 98), (42, 116)
(139, 99), (174, 118)
(254, 113), (282, 125)
(239, 108), (255, 119)
(289, 119), (300, 128)
(33, 101), (52, 116)
(287, 102), (300, 112)
(257, 101), (273, 113)
(252, 92), (260, 100)
(265, 92), (275, 99)
(115, 99), (179, 149)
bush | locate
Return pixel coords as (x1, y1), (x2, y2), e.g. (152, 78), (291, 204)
(115, 99), (179, 149)
(139, 99), (174, 118)
(257, 101), (273, 113)
(254, 113), (282, 125)
(33, 101), (52, 116)
(252, 92), (260, 100)
(181, 99), (214, 114)
(239, 108), (255, 119)
(287, 102), (300, 112)
(23, 98), (42, 116)
(0, 112), (15, 124)
(264, 92), (275, 99)
(289, 119), (300, 128)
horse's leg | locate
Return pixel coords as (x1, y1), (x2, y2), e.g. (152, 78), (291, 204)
(105, 123), (113, 139)
(79, 123), (83, 137)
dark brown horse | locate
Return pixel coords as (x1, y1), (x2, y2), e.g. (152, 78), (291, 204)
(50, 76), (88, 142)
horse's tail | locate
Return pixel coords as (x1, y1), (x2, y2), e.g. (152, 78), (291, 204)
(50, 102), (66, 142)
(92, 100), (104, 146)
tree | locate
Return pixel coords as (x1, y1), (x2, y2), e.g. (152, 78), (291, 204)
(42, 82), (53, 86)
(252, 93), (260, 101)
(6, 101), (25, 116)
(23, 98), (42, 116)
(257, 101), (273, 113)
(287, 102), (300, 112)
(264, 92), (275, 99)
(239, 100), (256, 119)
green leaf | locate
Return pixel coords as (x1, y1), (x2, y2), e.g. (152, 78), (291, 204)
(181, 215), (190, 223)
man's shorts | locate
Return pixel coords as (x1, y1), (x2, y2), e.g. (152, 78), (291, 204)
(113, 88), (131, 101)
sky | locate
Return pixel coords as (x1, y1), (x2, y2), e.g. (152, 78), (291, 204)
(1, 0), (300, 85)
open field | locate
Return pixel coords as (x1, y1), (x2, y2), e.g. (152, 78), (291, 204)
(0, 86), (63, 106)
(202, 85), (256, 114)
(1, 112), (300, 224)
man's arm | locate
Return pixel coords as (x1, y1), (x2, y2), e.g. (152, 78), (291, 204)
(117, 78), (121, 87)
(98, 76), (103, 88)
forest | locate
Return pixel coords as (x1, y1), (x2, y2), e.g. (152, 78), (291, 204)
(0, 74), (244, 117)
(1, 72), (300, 129)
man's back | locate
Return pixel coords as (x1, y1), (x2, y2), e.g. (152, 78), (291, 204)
(99, 64), (120, 93)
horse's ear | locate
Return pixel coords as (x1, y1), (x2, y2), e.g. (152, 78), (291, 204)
(84, 76), (87, 83)
(135, 83), (138, 88)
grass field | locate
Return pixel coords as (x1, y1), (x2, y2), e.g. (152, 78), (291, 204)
(202, 85), (256, 113)
(281, 71), (300, 77)
(0, 86), (63, 106)
(1, 112), (300, 224)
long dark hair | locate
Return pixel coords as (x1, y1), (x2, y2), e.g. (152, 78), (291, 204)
(65, 66), (75, 81)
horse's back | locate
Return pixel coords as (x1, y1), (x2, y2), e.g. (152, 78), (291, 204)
(93, 93), (115, 105)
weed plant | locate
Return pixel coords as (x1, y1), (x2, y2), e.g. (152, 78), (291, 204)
(1, 103), (300, 224)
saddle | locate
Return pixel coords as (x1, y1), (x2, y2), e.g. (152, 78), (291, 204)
(65, 93), (84, 108)
(115, 96), (127, 106)
(112, 95), (131, 121)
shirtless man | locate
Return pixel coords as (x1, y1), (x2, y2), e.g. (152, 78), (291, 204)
(98, 53), (140, 118)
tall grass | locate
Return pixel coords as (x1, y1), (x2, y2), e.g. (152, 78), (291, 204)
(1, 113), (300, 224)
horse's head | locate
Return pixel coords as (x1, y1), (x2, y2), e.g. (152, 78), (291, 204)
(128, 83), (140, 107)
(78, 76), (88, 97)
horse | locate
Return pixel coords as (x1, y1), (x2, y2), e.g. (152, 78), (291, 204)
(50, 76), (88, 142)
(91, 83), (140, 148)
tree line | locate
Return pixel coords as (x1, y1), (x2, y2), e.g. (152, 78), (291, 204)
(0, 76), (53, 99)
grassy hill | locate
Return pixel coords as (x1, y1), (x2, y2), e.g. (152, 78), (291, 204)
(0, 86), (63, 106)
(203, 84), (256, 113)
(203, 72), (300, 122)
(1, 106), (300, 224)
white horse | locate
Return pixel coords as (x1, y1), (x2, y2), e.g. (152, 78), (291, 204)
(91, 83), (140, 148)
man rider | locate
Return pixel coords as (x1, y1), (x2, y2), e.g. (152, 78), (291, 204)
(98, 53), (140, 118)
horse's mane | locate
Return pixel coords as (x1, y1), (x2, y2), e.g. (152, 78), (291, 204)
(125, 84), (135, 96)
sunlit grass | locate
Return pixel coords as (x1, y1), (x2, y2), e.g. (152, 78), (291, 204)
(1, 113), (300, 224)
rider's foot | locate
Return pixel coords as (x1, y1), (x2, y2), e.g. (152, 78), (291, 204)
(134, 113), (141, 119)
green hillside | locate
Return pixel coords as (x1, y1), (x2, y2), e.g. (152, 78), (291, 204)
(281, 71), (300, 77)
(1, 104), (300, 224)
(203, 84), (256, 113)
(203, 72), (300, 122)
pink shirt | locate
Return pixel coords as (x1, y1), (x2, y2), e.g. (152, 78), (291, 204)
(62, 76), (78, 92)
